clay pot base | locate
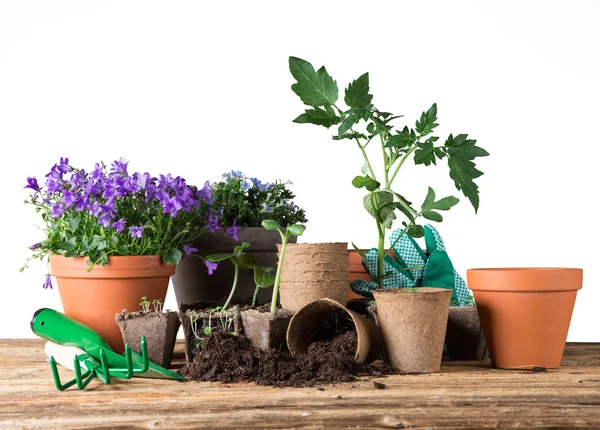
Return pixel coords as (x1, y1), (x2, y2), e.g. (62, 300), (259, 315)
(116, 310), (180, 369)
(240, 308), (294, 352)
(286, 298), (383, 364)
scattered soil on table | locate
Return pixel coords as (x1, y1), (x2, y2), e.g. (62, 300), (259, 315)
(373, 381), (387, 389)
(531, 366), (547, 373)
(179, 329), (396, 387)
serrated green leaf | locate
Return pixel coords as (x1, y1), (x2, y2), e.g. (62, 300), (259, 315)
(415, 103), (439, 136)
(338, 113), (361, 135)
(293, 106), (341, 128)
(163, 249), (182, 265)
(434, 147), (446, 160)
(287, 224), (306, 237)
(352, 175), (380, 192)
(289, 57), (338, 107)
(385, 129), (413, 149)
(262, 219), (282, 231)
(344, 73), (373, 109)
(414, 141), (436, 166)
(378, 203), (396, 229)
(254, 266), (276, 288)
(332, 132), (368, 141)
(366, 122), (375, 134)
(65, 237), (77, 251)
(67, 217), (80, 232)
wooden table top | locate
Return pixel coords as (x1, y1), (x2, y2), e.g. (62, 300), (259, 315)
(0, 339), (599, 429)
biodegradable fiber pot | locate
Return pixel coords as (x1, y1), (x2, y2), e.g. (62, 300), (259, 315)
(50, 255), (174, 354)
(286, 298), (383, 364)
(373, 288), (452, 373)
(116, 310), (180, 369)
(467, 268), (583, 369)
(171, 228), (296, 310)
(240, 308), (294, 352)
(278, 243), (349, 312)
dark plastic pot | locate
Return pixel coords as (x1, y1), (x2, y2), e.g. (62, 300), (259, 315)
(172, 228), (296, 311)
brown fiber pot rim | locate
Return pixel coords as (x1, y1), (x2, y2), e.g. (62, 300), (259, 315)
(467, 268), (583, 292)
(50, 254), (175, 278)
(373, 287), (453, 295)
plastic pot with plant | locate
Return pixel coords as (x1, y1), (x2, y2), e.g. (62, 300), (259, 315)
(289, 57), (488, 373)
(240, 219), (304, 351)
(171, 171), (308, 309)
(116, 296), (180, 369)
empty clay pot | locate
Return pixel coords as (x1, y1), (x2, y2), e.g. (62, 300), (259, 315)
(286, 298), (383, 364)
(116, 310), (180, 368)
(278, 243), (349, 312)
(373, 288), (452, 373)
(445, 306), (488, 361)
(51, 255), (174, 354)
(172, 228), (297, 310)
(240, 309), (294, 351)
(467, 268), (583, 369)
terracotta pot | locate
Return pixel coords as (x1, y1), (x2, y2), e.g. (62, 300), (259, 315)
(445, 306), (488, 361)
(116, 310), (180, 368)
(171, 228), (296, 310)
(373, 288), (452, 373)
(467, 268), (583, 369)
(286, 298), (383, 364)
(278, 243), (349, 312)
(240, 308), (294, 351)
(347, 249), (401, 300)
(50, 255), (174, 354)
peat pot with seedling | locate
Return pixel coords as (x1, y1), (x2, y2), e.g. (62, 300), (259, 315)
(22, 158), (216, 353)
(116, 297), (180, 369)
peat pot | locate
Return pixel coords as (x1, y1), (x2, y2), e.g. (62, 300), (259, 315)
(240, 308), (294, 352)
(51, 255), (173, 353)
(172, 228), (296, 310)
(373, 288), (452, 373)
(467, 268), (582, 369)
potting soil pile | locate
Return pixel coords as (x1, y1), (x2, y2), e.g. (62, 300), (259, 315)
(179, 330), (393, 387)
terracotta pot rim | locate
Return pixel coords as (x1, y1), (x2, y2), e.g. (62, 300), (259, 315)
(50, 254), (175, 278)
(467, 268), (583, 292)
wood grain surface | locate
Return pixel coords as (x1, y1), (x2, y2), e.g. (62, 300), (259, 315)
(1, 339), (599, 429)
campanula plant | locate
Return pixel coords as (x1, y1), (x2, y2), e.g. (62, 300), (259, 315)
(211, 171), (307, 228)
(289, 57), (488, 290)
(22, 157), (217, 288)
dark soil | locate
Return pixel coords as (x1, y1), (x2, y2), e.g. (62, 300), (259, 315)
(373, 381), (387, 389)
(179, 329), (395, 387)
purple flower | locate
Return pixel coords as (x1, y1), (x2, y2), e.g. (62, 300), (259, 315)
(43, 275), (53, 289)
(205, 260), (218, 275)
(133, 172), (156, 191)
(75, 197), (88, 212)
(30, 242), (41, 250)
(111, 158), (128, 175)
(158, 173), (175, 190)
(112, 218), (126, 234)
(129, 226), (144, 238)
(241, 180), (251, 192)
(98, 213), (112, 229)
(88, 201), (102, 217)
(45, 164), (62, 180)
(196, 181), (212, 202)
(45, 177), (62, 194)
(90, 163), (104, 182)
(183, 243), (198, 260)
(50, 204), (65, 218)
(162, 195), (183, 217)
(68, 170), (86, 188)
(261, 203), (273, 213)
(57, 157), (72, 174)
(207, 209), (222, 233)
(85, 181), (100, 196)
(24, 177), (40, 192)
(62, 189), (78, 209)
(226, 219), (240, 242)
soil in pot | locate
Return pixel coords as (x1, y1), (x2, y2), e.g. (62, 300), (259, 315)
(374, 287), (452, 374)
(179, 328), (395, 387)
(172, 229), (297, 311)
(179, 300), (242, 363)
(239, 304), (294, 352)
(116, 310), (180, 369)
(445, 306), (488, 361)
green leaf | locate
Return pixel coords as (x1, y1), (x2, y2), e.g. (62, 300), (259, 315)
(163, 249), (183, 265)
(254, 266), (276, 288)
(378, 203), (396, 229)
(420, 187), (459, 222)
(65, 237), (77, 251)
(233, 242), (251, 254)
(445, 134), (489, 212)
(232, 253), (256, 269)
(422, 210), (443, 222)
(293, 106), (341, 128)
(289, 57), (338, 107)
(352, 175), (380, 192)
(344, 73), (373, 109)
(332, 132), (367, 141)
(262, 220), (282, 231)
(363, 191), (394, 222)
(390, 202), (415, 223)
(414, 141), (436, 166)
(207, 252), (236, 262)
(287, 224), (306, 237)
(67, 217), (80, 232)
(385, 127), (413, 149)
(351, 242), (368, 262)
(203, 326), (212, 336)
(407, 224), (425, 238)
(415, 103), (439, 136)
(366, 122), (375, 134)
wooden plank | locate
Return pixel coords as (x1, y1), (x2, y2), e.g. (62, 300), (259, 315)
(0, 340), (599, 429)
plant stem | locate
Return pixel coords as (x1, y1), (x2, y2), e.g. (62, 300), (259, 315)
(389, 144), (418, 185)
(380, 132), (389, 187)
(222, 263), (239, 312)
(271, 234), (287, 315)
(252, 286), (259, 307)
(376, 221), (385, 290)
(356, 138), (377, 182)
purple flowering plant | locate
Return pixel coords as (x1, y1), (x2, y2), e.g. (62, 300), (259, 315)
(211, 171), (307, 228)
(22, 158), (217, 285)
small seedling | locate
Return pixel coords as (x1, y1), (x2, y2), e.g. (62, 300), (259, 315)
(252, 266), (276, 306)
(152, 299), (164, 313)
(262, 219), (306, 315)
(140, 296), (151, 312)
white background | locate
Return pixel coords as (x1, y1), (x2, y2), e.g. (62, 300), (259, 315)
(1, 1), (598, 340)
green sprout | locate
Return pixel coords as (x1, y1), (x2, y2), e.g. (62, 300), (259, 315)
(262, 219), (306, 315)
(140, 296), (151, 312)
(151, 299), (164, 313)
(252, 266), (276, 306)
(206, 242), (256, 313)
